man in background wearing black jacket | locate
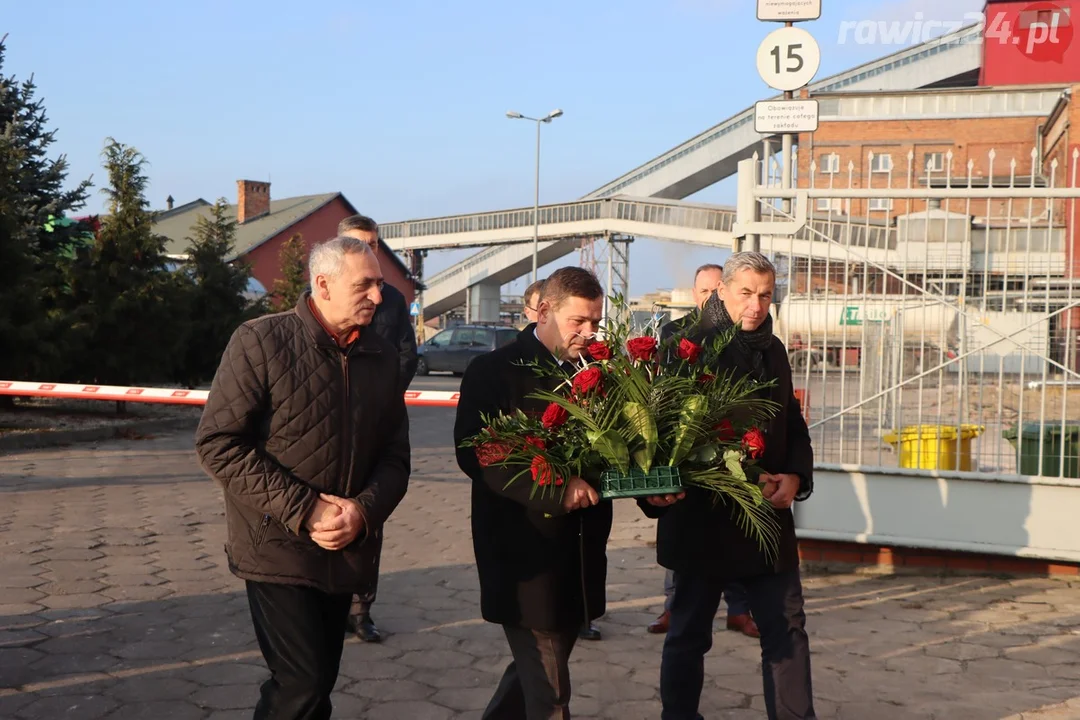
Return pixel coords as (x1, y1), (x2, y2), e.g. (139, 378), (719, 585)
(339, 214), (418, 643)
(523, 278), (545, 324)
(643, 252), (816, 720)
(455, 267), (612, 719)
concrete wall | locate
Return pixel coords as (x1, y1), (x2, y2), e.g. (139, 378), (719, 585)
(796, 467), (1080, 562)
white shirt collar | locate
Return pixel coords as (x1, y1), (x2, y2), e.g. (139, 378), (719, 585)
(533, 326), (566, 366)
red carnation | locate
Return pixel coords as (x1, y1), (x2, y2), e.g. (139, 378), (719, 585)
(714, 419), (735, 443)
(525, 436), (546, 450)
(742, 427), (766, 459)
(531, 455), (556, 486)
(626, 336), (658, 362)
(677, 338), (701, 364)
(587, 342), (612, 361)
(475, 441), (512, 468)
(542, 402), (569, 429)
(698, 373), (716, 385)
(572, 367), (603, 395)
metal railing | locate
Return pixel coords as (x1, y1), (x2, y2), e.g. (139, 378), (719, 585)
(750, 146), (1080, 479)
(381, 196), (738, 245)
(380, 199), (606, 241)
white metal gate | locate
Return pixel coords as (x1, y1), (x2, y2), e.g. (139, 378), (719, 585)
(734, 147), (1080, 479)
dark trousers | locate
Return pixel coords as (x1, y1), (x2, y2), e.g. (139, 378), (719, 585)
(349, 544), (381, 617)
(722, 581), (751, 616)
(664, 570), (751, 616)
(483, 625), (580, 720)
(661, 569), (816, 720)
(246, 580), (353, 720)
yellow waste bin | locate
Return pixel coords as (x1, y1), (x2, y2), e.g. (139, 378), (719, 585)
(882, 424), (984, 471)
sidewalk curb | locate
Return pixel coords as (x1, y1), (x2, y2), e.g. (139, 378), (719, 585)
(0, 416), (199, 453)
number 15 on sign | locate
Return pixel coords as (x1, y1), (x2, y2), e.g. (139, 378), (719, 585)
(756, 26), (821, 92)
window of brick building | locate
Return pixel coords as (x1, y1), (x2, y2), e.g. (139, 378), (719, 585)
(924, 152), (945, 173)
(819, 153), (840, 174)
(871, 154), (893, 173)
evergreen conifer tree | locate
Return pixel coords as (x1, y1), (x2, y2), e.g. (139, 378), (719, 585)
(178, 198), (264, 386)
(272, 233), (308, 309)
(68, 138), (190, 384)
(0, 36), (92, 386)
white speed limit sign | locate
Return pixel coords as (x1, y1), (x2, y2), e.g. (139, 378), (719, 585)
(756, 26), (820, 92)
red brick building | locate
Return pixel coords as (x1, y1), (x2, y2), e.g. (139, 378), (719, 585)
(794, 84), (1079, 250)
(794, 0), (1080, 224)
(792, 82), (1080, 361)
(155, 180), (416, 304)
(780, 1), (1080, 367)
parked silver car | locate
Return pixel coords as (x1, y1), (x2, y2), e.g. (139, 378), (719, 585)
(416, 325), (519, 376)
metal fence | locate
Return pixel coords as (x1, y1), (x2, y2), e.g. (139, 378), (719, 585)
(744, 146), (1080, 479)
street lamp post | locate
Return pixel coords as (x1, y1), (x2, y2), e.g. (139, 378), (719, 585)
(506, 109), (563, 284)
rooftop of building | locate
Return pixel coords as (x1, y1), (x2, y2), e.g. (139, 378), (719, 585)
(153, 193), (342, 260)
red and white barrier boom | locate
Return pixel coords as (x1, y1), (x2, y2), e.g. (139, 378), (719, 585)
(0, 381), (460, 408)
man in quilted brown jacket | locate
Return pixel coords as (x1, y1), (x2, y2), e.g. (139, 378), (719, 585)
(195, 235), (410, 720)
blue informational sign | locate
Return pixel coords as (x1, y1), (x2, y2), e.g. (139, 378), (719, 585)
(410, 301), (421, 317)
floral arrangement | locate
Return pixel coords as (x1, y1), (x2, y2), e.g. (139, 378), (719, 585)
(460, 299), (784, 557)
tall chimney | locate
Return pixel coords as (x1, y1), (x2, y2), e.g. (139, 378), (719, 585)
(237, 180), (271, 224)
(166, 195), (174, 210)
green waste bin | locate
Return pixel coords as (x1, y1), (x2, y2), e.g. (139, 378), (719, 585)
(1002, 422), (1080, 478)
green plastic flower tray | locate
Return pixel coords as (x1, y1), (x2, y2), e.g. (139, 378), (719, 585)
(599, 466), (683, 499)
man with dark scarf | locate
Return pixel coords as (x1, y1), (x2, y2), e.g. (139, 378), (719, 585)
(640, 252), (817, 720)
(650, 263), (760, 640)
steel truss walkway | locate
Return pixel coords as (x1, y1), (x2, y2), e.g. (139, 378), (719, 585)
(388, 24), (983, 317)
(381, 197), (735, 317)
(385, 187), (1059, 318)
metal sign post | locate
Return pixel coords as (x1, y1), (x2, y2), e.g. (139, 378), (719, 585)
(755, 2), (821, 215)
(755, 26), (822, 92)
(757, 0), (821, 22)
(754, 99), (819, 134)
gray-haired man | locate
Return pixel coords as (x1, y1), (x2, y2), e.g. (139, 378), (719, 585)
(650, 263), (760, 640)
(642, 252), (816, 720)
(196, 236), (411, 718)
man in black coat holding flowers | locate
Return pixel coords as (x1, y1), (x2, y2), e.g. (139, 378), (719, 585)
(454, 266), (613, 720)
(642, 251), (817, 720)
(650, 262), (761, 641)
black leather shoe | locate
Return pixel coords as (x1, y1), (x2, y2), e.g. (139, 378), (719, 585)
(354, 615), (382, 643)
(579, 622), (602, 641)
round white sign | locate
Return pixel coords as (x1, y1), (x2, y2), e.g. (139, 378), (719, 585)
(756, 26), (821, 92)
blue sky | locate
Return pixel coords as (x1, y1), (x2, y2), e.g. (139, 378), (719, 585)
(2, 0), (982, 295)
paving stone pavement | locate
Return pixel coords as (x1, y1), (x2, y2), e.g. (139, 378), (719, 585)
(2, 406), (1080, 719)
